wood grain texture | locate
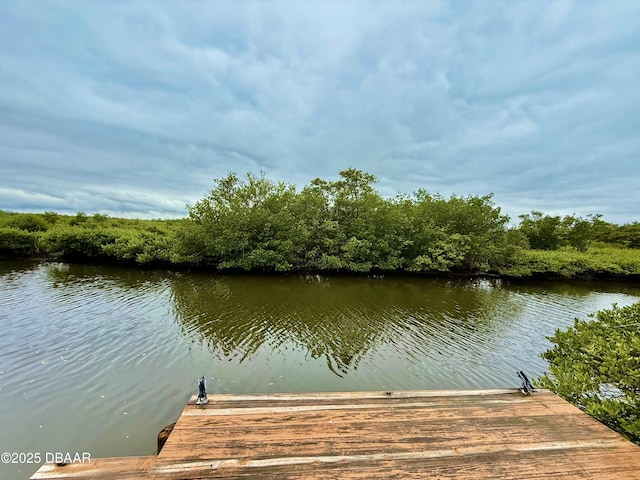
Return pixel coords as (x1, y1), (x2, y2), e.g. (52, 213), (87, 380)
(30, 456), (156, 479)
(31, 389), (640, 479)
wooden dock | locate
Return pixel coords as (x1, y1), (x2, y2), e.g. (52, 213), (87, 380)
(32, 389), (640, 479)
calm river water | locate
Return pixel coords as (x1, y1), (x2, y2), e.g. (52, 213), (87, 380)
(1, 260), (639, 479)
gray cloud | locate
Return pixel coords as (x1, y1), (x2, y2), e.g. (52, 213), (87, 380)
(0, 0), (638, 223)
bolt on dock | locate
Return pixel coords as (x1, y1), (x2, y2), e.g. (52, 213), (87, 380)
(31, 389), (640, 479)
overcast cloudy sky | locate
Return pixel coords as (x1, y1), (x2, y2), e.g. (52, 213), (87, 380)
(0, 1), (638, 224)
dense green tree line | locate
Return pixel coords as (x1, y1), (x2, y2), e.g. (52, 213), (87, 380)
(517, 211), (640, 251)
(180, 169), (516, 273)
(1, 169), (638, 278)
(539, 302), (640, 444)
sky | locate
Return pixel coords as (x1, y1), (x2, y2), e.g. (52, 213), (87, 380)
(0, 1), (638, 224)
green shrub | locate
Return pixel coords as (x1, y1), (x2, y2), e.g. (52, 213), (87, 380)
(5, 214), (49, 232)
(538, 302), (640, 443)
(0, 227), (38, 256)
(42, 211), (60, 225)
(500, 247), (640, 278)
(69, 211), (88, 226)
(39, 226), (118, 258)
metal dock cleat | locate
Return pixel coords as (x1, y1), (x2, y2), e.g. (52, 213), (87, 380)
(517, 370), (537, 395)
(196, 376), (208, 404)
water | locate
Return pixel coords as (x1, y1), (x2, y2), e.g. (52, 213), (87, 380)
(1, 260), (639, 479)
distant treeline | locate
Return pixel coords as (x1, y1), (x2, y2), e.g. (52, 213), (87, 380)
(1, 169), (639, 279)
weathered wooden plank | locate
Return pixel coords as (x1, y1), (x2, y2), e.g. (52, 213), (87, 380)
(157, 410), (623, 462)
(179, 390), (571, 417)
(178, 391), (564, 421)
(148, 446), (640, 479)
(180, 399), (538, 417)
(157, 390), (597, 461)
(181, 390), (525, 413)
(174, 398), (586, 428)
(177, 397), (574, 422)
(154, 389), (640, 479)
(31, 389), (640, 479)
(30, 456), (156, 479)
(184, 389), (519, 404)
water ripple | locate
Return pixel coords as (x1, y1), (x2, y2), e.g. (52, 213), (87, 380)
(2, 264), (640, 480)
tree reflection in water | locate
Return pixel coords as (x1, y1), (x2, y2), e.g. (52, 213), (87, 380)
(169, 273), (511, 377)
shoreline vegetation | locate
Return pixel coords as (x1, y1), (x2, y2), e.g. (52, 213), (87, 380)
(1, 169), (639, 280)
(539, 302), (640, 444)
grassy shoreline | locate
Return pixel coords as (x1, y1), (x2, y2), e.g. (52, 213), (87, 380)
(499, 246), (640, 280)
(2, 241), (638, 282)
(2, 205), (638, 281)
